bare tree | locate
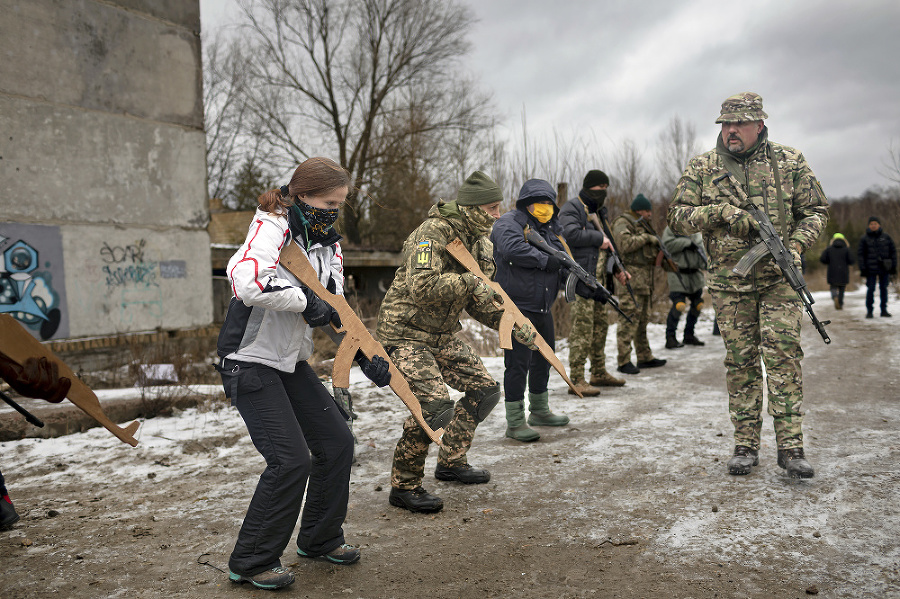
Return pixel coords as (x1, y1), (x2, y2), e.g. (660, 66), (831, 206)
(656, 115), (699, 200)
(878, 139), (900, 186)
(203, 31), (270, 203)
(609, 138), (654, 215)
(227, 0), (494, 245)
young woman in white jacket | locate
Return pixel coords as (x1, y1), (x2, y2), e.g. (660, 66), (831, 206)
(217, 157), (390, 591)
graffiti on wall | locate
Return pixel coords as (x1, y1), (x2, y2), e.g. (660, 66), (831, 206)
(98, 238), (163, 324)
(0, 225), (68, 340)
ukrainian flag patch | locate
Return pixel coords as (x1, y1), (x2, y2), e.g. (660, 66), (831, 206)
(415, 240), (433, 269)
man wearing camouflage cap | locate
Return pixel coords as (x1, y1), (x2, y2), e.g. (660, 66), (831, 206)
(668, 92), (828, 478)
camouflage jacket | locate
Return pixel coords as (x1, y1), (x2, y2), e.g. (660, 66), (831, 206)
(612, 210), (659, 294)
(668, 128), (828, 293)
(376, 201), (502, 347)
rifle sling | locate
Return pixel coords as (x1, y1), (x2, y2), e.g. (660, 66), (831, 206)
(766, 143), (790, 247)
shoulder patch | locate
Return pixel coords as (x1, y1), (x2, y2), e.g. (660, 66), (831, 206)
(414, 240), (434, 269)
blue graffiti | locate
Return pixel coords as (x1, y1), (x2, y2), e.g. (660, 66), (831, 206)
(0, 239), (61, 339)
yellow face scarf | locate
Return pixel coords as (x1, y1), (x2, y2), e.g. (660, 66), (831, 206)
(529, 203), (554, 223)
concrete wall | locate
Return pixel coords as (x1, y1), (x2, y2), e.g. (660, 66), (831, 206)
(0, 0), (210, 339)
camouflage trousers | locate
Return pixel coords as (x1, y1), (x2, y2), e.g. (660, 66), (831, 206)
(569, 294), (610, 381)
(388, 337), (497, 490)
(710, 282), (804, 450)
(616, 292), (653, 366)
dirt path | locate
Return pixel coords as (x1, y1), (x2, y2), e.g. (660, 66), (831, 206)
(1, 288), (898, 598)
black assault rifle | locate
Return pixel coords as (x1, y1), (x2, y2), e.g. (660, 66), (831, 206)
(588, 210), (636, 303)
(713, 173), (831, 344)
(524, 227), (631, 323)
(635, 216), (688, 290)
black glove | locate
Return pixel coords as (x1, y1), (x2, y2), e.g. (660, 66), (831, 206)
(574, 280), (594, 300)
(591, 286), (610, 304)
(301, 287), (341, 328)
(355, 351), (391, 387)
(544, 255), (562, 272)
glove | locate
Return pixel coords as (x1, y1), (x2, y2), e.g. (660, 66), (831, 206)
(301, 287), (341, 328)
(355, 351), (391, 387)
(512, 322), (539, 351)
(719, 205), (757, 238)
(0, 353), (71, 403)
(574, 280), (595, 300)
(591, 286), (610, 304)
(544, 255), (562, 272)
(463, 273), (501, 306)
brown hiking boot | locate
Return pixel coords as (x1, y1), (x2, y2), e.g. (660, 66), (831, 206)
(590, 371), (626, 387)
(568, 381), (601, 396)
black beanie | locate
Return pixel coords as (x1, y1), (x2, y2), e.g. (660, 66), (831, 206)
(583, 170), (609, 189)
(869, 216), (881, 225)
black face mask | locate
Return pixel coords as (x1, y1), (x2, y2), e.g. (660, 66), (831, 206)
(583, 189), (607, 204)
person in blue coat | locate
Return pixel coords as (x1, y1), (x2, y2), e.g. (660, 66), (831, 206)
(492, 179), (592, 442)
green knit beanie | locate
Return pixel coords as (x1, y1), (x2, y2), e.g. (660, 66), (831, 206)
(630, 193), (652, 212)
(456, 171), (503, 206)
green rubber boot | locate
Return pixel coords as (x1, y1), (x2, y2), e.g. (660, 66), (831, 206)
(505, 400), (540, 442)
(527, 392), (570, 426)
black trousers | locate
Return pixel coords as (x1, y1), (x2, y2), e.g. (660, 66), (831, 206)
(503, 310), (554, 402)
(224, 360), (354, 576)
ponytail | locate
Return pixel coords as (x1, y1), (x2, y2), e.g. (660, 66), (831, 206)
(258, 188), (292, 215)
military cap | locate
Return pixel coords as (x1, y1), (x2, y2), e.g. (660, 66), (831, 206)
(715, 92), (769, 124)
(456, 171), (503, 206)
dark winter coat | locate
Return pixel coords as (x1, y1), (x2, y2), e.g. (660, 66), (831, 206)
(558, 196), (606, 274)
(491, 181), (565, 314)
(857, 228), (897, 276)
(819, 238), (855, 286)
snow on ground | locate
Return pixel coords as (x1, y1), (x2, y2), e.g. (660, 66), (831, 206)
(2, 286), (899, 596)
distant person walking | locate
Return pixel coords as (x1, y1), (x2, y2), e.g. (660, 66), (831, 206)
(857, 217), (896, 318)
(819, 233), (855, 310)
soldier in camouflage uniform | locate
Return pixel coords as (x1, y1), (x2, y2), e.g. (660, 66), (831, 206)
(559, 170), (628, 395)
(377, 171), (537, 513)
(668, 92), (828, 478)
(612, 194), (667, 375)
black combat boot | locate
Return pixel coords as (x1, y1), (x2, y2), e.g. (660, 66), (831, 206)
(435, 463), (490, 484)
(777, 447), (815, 478)
(389, 486), (444, 513)
(683, 335), (705, 346)
(666, 336), (684, 349)
(617, 362), (640, 375)
(637, 358), (667, 368)
(727, 445), (759, 475)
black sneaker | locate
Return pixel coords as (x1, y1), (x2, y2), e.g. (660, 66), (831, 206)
(637, 358), (667, 368)
(866, 312), (874, 318)
(298, 544), (360, 565)
(882, 311), (893, 317)
(229, 567), (294, 590)
(617, 362), (640, 375)
(389, 486), (444, 513)
(0, 497), (19, 530)
(777, 447), (814, 478)
(727, 445), (759, 475)
(683, 335), (705, 346)
(435, 463), (490, 484)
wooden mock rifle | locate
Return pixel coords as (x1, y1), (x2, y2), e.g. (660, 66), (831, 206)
(0, 313), (141, 446)
(279, 242), (445, 447)
(444, 238), (583, 398)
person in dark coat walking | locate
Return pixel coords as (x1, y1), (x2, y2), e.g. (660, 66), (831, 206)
(857, 216), (897, 318)
(491, 179), (582, 442)
(819, 233), (855, 309)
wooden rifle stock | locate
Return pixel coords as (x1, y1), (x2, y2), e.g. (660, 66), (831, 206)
(444, 238), (582, 398)
(0, 314), (140, 446)
(279, 243), (445, 447)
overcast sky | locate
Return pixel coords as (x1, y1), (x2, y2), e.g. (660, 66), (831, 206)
(200, 0), (900, 198)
